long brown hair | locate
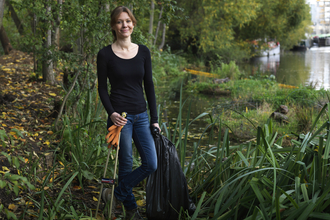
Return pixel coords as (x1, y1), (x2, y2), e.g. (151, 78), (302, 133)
(110, 6), (137, 42)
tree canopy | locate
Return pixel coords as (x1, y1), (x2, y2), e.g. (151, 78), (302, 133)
(0, 0), (312, 65)
(169, 0), (312, 61)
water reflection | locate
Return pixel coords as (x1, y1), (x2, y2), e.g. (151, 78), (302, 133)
(306, 47), (330, 90)
(249, 55), (280, 75)
(245, 48), (330, 90)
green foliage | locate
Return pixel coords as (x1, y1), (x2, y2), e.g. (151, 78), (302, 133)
(172, 0), (311, 60)
(168, 101), (330, 219)
(211, 61), (241, 80)
(0, 148), (35, 220)
(152, 47), (187, 77)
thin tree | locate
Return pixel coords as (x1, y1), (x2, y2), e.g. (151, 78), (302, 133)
(0, 0), (12, 54)
(0, 0), (3, 26)
(54, 0), (62, 50)
(148, 0), (155, 43)
(6, 0), (24, 35)
(158, 23), (166, 50)
(153, 4), (163, 45)
(42, 0), (55, 85)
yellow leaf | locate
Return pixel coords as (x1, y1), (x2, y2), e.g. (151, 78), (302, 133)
(47, 131), (53, 135)
(49, 93), (56, 97)
(26, 201), (33, 206)
(2, 166), (10, 171)
(2, 124), (7, 127)
(44, 186), (49, 190)
(73, 185), (82, 190)
(136, 199), (145, 207)
(43, 141), (50, 145)
(8, 204), (16, 210)
(93, 196), (98, 201)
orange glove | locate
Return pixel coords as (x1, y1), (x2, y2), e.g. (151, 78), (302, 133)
(105, 125), (122, 148)
(105, 112), (127, 149)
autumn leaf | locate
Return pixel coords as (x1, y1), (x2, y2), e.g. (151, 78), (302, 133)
(136, 200), (145, 207)
(2, 166), (10, 172)
(49, 92), (56, 96)
(93, 196), (98, 201)
(72, 185), (82, 190)
(8, 204), (16, 210)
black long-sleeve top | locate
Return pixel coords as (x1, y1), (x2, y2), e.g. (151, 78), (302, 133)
(97, 44), (158, 124)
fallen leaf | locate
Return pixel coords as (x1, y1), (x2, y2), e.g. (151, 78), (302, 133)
(93, 196), (98, 201)
(2, 166), (10, 172)
(72, 185), (81, 190)
(49, 92), (56, 96)
(8, 204), (16, 210)
(136, 199), (145, 207)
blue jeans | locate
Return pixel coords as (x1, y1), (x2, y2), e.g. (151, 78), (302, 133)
(107, 111), (157, 210)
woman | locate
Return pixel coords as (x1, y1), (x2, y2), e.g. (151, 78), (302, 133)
(97, 5), (160, 220)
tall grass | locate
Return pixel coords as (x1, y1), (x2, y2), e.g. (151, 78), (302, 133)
(168, 91), (330, 219)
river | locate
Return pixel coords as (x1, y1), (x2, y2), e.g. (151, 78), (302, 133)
(155, 48), (330, 147)
(246, 47), (330, 90)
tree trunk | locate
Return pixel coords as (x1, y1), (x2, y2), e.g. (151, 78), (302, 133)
(6, 0), (24, 35)
(75, 29), (83, 55)
(148, 0), (154, 43)
(33, 13), (37, 72)
(42, 0), (55, 85)
(158, 23), (166, 50)
(0, 0), (5, 27)
(153, 5), (163, 45)
(54, 0), (62, 49)
(0, 25), (12, 54)
(129, 4), (133, 13)
(105, 3), (110, 12)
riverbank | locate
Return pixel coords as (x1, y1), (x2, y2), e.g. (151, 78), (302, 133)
(180, 65), (329, 145)
(1, 49), (330, 219)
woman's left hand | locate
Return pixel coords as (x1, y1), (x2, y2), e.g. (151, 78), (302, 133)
(152, 123), (161, 132)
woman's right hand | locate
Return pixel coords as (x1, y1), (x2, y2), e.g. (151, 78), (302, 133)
(110, 112), (127, 127)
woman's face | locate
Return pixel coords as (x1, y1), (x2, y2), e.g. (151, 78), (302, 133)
(113, 12), (134, 40)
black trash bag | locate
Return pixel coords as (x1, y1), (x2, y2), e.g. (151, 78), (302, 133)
(146, 127), (196, 220)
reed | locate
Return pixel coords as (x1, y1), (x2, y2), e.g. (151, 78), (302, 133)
(172, 100), (330, 219)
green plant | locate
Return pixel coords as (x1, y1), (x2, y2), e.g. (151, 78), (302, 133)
(295, 106), (313, 133)
(0, 152), (35, 220)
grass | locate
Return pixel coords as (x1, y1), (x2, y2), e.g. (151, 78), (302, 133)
(167, 99), (330, 219)
(1, 49), (330, 219)
(183, 67), (330, 145)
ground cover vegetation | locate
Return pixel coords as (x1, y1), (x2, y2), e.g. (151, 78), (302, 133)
(184, 62), (330, 144)
(0, 0), (327, 219)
